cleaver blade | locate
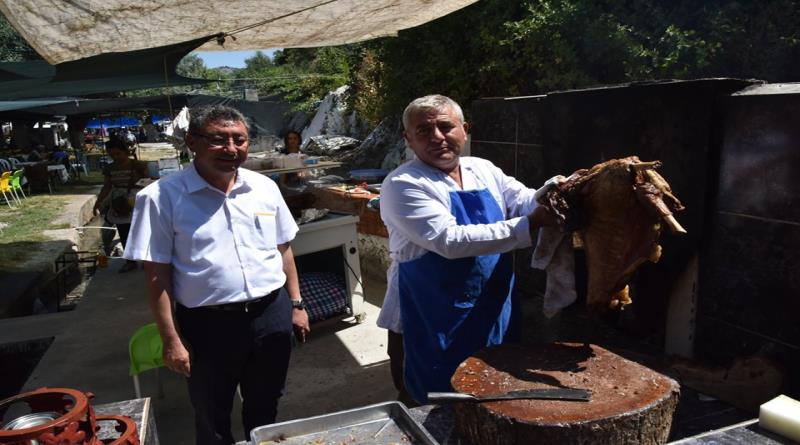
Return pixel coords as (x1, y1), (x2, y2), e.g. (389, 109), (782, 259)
(428, 388), (591, 403)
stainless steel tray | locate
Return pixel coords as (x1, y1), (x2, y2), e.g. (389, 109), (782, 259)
(250, 401), (438, 445)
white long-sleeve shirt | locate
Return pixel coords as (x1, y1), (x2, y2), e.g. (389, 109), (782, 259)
(376, 157), (539, 333)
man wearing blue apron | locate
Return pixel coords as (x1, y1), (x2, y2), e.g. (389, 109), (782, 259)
(378, 95), (559, 404)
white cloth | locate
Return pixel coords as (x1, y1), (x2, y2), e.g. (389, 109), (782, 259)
(530, 175), (577, 317)
(123, 163), (298, 308)
(376, 157), (539, 333)
(531, 228), (577, 317)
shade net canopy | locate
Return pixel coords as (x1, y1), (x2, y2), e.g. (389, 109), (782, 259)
(0, 0), (478, 65)
(0, 94), (297, 137)
(0, 36), (211, 100)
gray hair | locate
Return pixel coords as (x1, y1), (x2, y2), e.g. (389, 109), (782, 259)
(188, 105), (249, 133)
(402, 94), (465, 130)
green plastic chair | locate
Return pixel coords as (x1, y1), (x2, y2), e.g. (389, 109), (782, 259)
(11, 169), (26, 200)
(129, 322), (164, 398)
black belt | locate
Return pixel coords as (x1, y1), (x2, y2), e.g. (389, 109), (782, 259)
(202, 288), (281, 312)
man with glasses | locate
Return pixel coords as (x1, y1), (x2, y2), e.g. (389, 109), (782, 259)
(124, 105), (310, 444)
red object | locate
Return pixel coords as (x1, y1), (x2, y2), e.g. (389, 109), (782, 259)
(0, 387), (139, 445)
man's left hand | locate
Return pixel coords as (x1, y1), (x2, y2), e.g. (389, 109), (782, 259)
(292, 308), (310, 343)
(528, 205), (560, 230)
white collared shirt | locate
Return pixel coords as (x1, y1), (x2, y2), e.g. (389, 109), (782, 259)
(376, 157), (539, 332)
(123, 163), (298, 308)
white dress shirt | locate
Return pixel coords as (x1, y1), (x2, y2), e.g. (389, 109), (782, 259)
(124, 163), (298, 308)
(376, 157), (539, 333)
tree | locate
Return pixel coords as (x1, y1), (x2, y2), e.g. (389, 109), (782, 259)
(176, 54), (209, 79)
(351, 0), (800, 121)
(237, 47), (353, 112)
(243, 50), (273, 72)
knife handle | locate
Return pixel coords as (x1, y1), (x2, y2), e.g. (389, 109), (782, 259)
(427, 392), (476, 402)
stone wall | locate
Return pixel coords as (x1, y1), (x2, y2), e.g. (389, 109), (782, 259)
(695, 86), (800, 395)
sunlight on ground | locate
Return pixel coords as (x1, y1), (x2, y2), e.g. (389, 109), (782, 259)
(334, 301), (389, 367)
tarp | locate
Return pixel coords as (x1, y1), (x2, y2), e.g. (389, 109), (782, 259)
(0, 98), (73, 112)
(0, 93), (298, 137)
(0, 96), (181, 118)
(0, 36), (212, 100)
(0, 0), (479, 65)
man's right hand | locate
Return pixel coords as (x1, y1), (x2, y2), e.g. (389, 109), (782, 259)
(163, 337), (191, 377)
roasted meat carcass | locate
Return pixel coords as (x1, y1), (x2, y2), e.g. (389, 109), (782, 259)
(542, 156), (686, 311)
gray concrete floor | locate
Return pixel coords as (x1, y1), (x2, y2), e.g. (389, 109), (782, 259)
(2, 193), (397, 444)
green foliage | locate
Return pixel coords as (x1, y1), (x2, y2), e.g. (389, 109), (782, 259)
(241, 47), (353, 112)
(176, 54), (209, 78)
(354, 0), (800, 120)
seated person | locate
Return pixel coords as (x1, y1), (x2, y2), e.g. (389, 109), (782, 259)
(278, 131), (304, 189)
(281, 131), (302, 154)
(49, 147), (73, 172)
(26, 144), (44, 162)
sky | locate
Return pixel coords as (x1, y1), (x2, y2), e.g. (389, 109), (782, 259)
(193, 49), (277, 68)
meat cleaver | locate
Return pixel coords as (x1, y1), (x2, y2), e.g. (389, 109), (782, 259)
(428, 388), (591, 403)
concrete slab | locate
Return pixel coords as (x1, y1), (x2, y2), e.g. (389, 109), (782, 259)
(0, 187), (100, 317)
(17, 255), (395, 444)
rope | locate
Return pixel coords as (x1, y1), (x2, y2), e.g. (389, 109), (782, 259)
(223, 0), (339, 38)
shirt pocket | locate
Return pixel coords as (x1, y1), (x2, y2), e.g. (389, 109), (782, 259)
(254, 211), (277, 248)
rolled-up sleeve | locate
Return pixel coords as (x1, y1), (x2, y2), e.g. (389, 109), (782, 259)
(381, 175), (532, 260)
(123, 187), (174, 263)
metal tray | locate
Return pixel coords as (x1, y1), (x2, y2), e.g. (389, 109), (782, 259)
(250, 401), (438, 445)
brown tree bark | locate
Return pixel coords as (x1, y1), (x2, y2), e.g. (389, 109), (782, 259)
(451, 343), (680, 445)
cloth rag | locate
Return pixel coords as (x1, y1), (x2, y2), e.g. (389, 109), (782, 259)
(531, 175), (577, 318)
(531, 228), (577, 318)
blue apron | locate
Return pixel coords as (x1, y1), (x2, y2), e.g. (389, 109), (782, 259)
(399, 187), (516, 404)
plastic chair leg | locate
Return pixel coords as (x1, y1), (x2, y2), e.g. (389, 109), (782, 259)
(133, 370), (165, 399)
(2, 191), (13, 208)
(133, 374), (142, 399)
(10, 188), (21, 205)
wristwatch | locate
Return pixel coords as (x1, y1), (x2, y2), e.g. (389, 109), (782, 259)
(291, 299), (306, 310)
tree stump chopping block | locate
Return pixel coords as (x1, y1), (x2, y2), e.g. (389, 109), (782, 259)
(451, 343), (680, 445)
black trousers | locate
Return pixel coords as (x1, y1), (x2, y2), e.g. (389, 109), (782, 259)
(176, 291), (293, 445)
(102, 219), (131, 256)
(387, 330), (417, 408)
(116, 223), (131, 249)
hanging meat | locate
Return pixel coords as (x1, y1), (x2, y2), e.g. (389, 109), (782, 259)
(542, 156), (686, 311)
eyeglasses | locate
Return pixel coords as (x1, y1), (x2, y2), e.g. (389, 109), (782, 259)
(190, 132), (249, 148)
